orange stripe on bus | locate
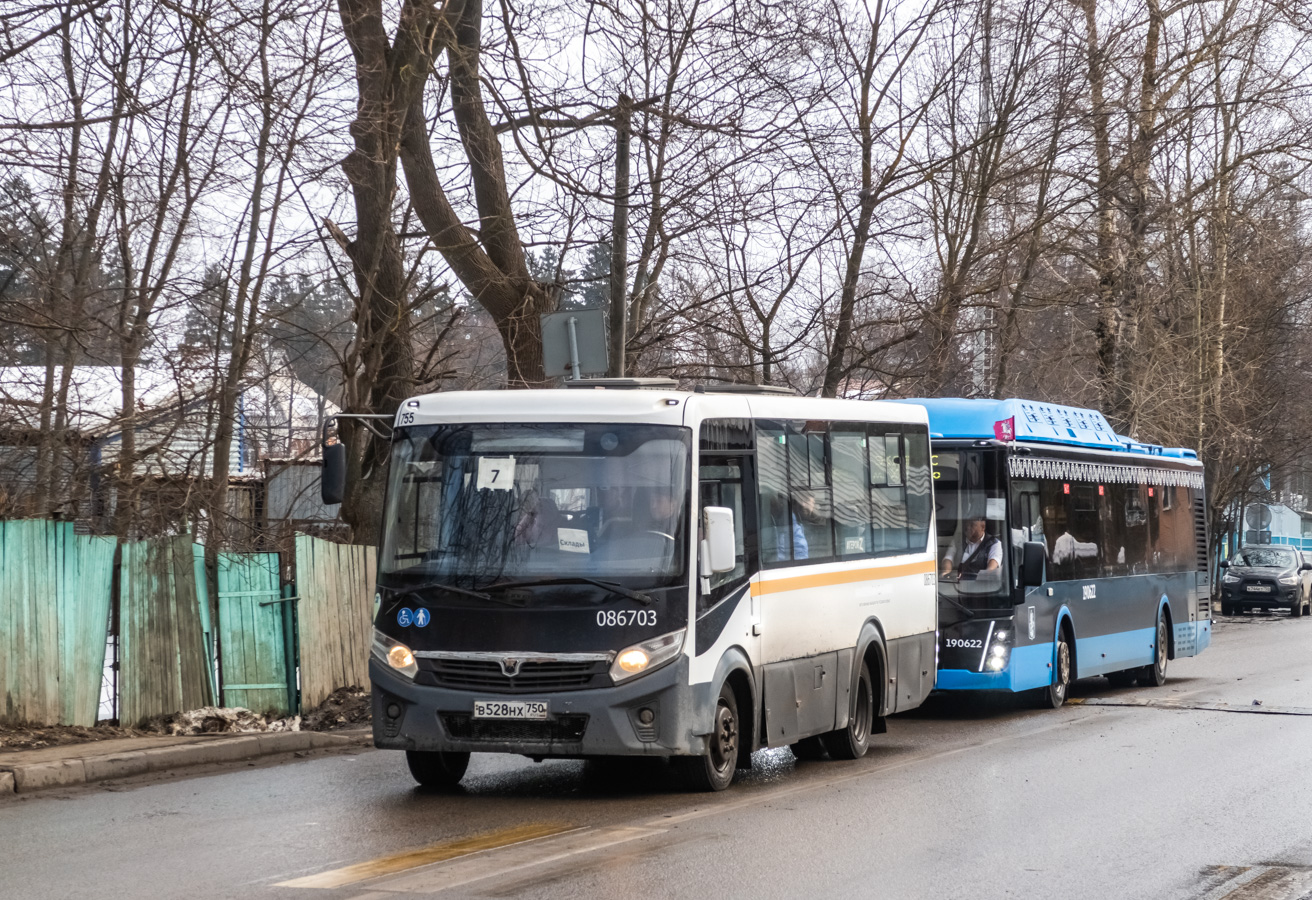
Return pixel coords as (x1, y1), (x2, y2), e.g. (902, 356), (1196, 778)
(750, 559), (935, 596)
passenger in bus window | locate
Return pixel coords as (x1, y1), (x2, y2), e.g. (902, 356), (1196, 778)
(784, 494), (812, 560)
(940, 515), (1001, 579)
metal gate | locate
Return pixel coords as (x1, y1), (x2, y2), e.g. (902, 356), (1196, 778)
(217, 552), (295, 714)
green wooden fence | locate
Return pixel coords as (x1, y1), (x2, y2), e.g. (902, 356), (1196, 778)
(119, 533), (214, 725)
(0, 520), (116, 726)
(217, 552), (294, 715)
(2, 520), (376, 724)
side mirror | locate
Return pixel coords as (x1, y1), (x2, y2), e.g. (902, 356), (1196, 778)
(1218, 559), (1230, 569)
(1021, 540), (1046, 587)
(701, 506), (737, 575)
(1301, 562), (1311, 572)
(321, 438), (346, 505)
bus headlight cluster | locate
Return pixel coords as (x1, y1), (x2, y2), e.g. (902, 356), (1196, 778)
(372, 629), (418, 680)
(984, 630), (1011, 672)
(610, 629), (685, 684)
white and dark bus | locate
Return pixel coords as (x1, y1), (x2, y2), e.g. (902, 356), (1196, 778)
(898, 398), (1211, 707)
(331, 384), (937, 791)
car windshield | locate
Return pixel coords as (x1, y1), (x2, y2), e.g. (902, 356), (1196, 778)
(1237, 548), (1297, 568)
(379, 422), (691, 590)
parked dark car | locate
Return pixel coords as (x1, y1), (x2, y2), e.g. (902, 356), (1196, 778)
(1220, 546), (1312, 616)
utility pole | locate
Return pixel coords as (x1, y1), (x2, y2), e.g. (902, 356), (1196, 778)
(609, 94), (631, 378)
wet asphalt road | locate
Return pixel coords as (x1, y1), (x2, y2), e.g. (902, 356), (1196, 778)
(3, 613), (1311, 900)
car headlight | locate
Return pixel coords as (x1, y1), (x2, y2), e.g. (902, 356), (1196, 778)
(1279, 574), (1299, 586)
(610, 629), (685, 683)
(372, 629), (418, 679)
(1222, 573), (1240, 584)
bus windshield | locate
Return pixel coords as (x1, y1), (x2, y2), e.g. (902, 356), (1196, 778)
(378, 423), (691, 591)
(933, 448), (1011, 607)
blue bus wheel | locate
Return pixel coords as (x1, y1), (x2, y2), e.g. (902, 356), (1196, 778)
(1137, 616), (1169, 687)
(1035, 636), (1070, 709)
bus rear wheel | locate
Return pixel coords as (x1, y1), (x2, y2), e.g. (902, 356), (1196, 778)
(822, 659), (874, 760)
(674, 681), (738, 792)
(1137, 615), (1169, 687)
(406, 749), (470, 789)
(1036, 635), (1071, 709)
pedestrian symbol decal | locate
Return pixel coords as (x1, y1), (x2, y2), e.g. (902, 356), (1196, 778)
(397, 607), (414, 627)
(414, 608), (430, 627)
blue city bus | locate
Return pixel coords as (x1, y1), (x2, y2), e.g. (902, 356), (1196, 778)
(897, 398), (1211, 707)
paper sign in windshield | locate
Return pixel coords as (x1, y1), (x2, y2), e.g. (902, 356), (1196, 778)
(558, 527), (591, 554)
(476, 456), (515, 491)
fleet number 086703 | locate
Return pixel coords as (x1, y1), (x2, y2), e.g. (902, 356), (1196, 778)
(597, 610), (657, 627)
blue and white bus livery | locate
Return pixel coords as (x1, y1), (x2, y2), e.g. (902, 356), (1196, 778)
(900, 398), (1210, 708)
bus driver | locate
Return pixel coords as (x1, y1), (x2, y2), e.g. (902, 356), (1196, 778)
(941, 515), (1002, 580)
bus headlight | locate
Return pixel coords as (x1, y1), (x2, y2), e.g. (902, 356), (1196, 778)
(610, 629), (685, 683)
(372, 629), (418, 680)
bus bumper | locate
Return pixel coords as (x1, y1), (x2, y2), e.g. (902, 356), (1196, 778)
(936, 642), (1056, 693)
(369, 656), (702, 758)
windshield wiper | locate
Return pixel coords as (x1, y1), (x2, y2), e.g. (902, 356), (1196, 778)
(390, 580), (524, 608)
(485, 577), (654, 606)
(939, 593), (978, 621)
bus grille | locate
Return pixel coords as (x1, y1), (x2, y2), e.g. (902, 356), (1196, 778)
(440, 713), (589, 744)
(418, 658), (605, 693)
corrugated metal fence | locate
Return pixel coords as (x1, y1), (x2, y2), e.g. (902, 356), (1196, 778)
(0, 520), (374, 727)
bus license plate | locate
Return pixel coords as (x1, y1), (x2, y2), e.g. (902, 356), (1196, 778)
(473, 700), (549, 720)
(1246, 585), (1271, 593)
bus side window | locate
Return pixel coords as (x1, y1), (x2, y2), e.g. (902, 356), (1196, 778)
(756, 423), (791, 564)
(699, 459), (748, 608)
(787, 424), (835, 562)
(832, 427), (871, 557)
(871, 429), (910, 553)
(903, 428), (932, 552)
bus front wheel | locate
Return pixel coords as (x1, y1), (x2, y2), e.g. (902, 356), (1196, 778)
(406, 749), (470, 789)
(674, 681), (739, 792)
(1036, 635), (1071, 709)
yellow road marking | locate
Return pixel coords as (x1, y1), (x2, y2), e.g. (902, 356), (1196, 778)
(276, 823), (579, 889)
(750, 558), (935, 596)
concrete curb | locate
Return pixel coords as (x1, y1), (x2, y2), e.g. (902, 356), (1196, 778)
(0, 731), (368, 794)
